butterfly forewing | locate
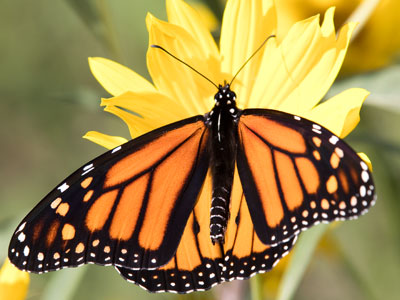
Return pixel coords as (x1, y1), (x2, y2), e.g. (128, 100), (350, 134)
(237, 109), (376, 245)
(9, 116), (209, 273)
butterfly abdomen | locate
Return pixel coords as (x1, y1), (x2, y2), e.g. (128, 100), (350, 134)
(207, 84), (240, 244)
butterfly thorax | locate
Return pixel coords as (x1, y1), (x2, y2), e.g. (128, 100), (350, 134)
(205, 84), (241, 244)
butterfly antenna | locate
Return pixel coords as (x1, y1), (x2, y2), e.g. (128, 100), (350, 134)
(151, 45), (219, 89)
(229, 34), (276, 86)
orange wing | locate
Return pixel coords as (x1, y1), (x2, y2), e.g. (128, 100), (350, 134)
(237, 109), (376, 245)
(9, 116), (209, 272)
(116, 167), (296, 293)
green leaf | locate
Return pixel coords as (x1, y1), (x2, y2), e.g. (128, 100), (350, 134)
(276, 224), (329, 300)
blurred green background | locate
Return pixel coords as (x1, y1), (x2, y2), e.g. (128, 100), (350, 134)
(1, 0), (399, 299)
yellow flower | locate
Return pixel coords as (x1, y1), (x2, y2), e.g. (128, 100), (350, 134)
(0, 259), (29, 300)
(85, 0), (368, 158)
(276, 0), (400, 74)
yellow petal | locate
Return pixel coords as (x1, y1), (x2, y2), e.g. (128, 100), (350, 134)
(303, 88), (369, 138)
(220, 0), (277, 106)
(286, 15), (356, 112)
(248, 37), (287, 109)
(262, 8), (356, 115)
(0, 259), (29, 300)
(101, 91), (189, 121)
(101, 91), (190, 137)
(83, 131), (128, 150)
(357, 152), (373, 171)
(146, 13), (219, 116)
(103, 105), (166, 139)
(275, 14), (324, 112)
(88, 57), (155, 96)
(166, 0), (219, 59)
(250, 14), (320, 111)
(146, 14), (219, 115)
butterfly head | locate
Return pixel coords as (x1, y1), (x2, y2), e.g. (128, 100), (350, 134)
(214, 84), (237, 107)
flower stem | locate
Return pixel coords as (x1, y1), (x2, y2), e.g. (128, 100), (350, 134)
(250, 275), (263, 300)
(346, 0), (380, 41)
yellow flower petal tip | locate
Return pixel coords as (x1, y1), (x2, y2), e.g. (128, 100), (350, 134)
(358, 152), (373, 172)
(88, 57), (155, 96)
(304, 88), (369, 138)
(320, 7), (335, 36)
(0, 259), (29, 300)
(83, 131), (128, 150)
(146, 13), (164, 32)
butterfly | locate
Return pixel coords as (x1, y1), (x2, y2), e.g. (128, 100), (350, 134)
(8, 46), (376, 294)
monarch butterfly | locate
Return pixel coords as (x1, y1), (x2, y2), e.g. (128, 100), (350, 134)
(8, 43), (375, 294)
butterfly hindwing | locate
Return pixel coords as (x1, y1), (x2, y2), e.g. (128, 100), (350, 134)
(116, 169), (296, 293)
(237, 109), (376, 245)
(9, 116), (209, 273)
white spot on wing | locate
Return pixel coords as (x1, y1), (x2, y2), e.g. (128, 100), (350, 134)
(112, 146), (122, 154)
(17, 222), (26, 233)
(37, 252), (44, 261)
(81, 167), (94, 176)
(360, 161), (368, 170)
(360, 185), (366, 197)
(83, 163), (93, 171)
(329, 135), (339, 145)
(312, 129), (322, 134)
(18, 232), (26, 242)
(58, 183), (69, 193)
(361, 171), (369, 182)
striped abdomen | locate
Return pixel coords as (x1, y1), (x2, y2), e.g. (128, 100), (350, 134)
(210, 187), (231, 243)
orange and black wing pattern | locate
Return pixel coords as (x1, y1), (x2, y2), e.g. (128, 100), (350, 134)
(237, 109), (376, 245)
(9, 116), (209, 273)
(116, 168), (296, 293)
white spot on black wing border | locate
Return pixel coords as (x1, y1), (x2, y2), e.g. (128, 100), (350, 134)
(57, 182), (69, 193)
(115, 235), (297, 293)
(112, 145), (122, 154)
